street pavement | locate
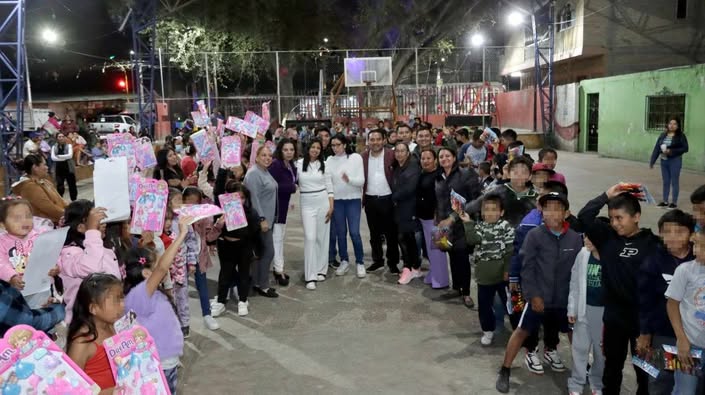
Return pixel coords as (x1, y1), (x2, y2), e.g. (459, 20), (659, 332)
(73, 151), (705, 395)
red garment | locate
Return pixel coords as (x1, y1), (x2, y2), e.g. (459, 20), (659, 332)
(181, 156), (198, 185)
(83, 342), (116, 390)
(434, 133), (444, 146)
(160, 232), (173, 249)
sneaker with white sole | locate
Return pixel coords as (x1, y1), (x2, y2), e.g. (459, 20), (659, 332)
(211, 302), (225, 317)
(543, 349), (566, 372)
(306, 282), (316, 290)
(481, 331), (494, 346)
(410, 268), (423, 279)
(356, 264), (366, 278)
(237, 301), (249, 316)
(336, 261), (350, 276)
(316, 274), (327, 282)
(203, 315), (219, 331)
(524, 349), (544, 375)
(398, 268), (413, 284)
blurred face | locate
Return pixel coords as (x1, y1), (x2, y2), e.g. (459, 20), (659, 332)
(438, 149), (455, 170)
(532, 170), (550, 190)
(692, 202), (705, 228)
(317, 131), (331, 148)
(281, 142), (295, 161)
(416, 130), (432, 148)
(667, 119), (679, 133)
(91, 284), (125, 325)
(308, 142), (322, 161)
(398, 127), (412, 144)
(583, 235), (596, 252)
(420, 151), (437, 172)
(330, 138), (345, 156)
(169, 194), (183, 212)
(481, 201), (503, 224)
(163, 217), (173, 234)
(542, 200), (568, 230)
(57, 134), (67, 144)
(660, 222), (692, 255)
(394, 144), (409, 165)
(166, 150), (179, 167)
(388, 131), (398, 144)
(541, 152), (557, 170)
(608, 207), (641, 237)
(3, 204), (33, 238)
(183, 193), (201, 205)
(31, 159), (49, 178)
(368, 132), (385, 153)
(471, 138), (484, 148)
(256, 147), (273, 168)
(693, 233), (705, 263)
(509, 164), (531, 189)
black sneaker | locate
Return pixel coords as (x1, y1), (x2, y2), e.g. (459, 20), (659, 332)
(366, 262), (385, 272)
(329, 259), (340, 269)
(181, 326), (190, 339)
(668, 203), (677, 209)
(657, 202), (668, 208)
(496, 367), (510, 393)
(388, 263), (401, 274)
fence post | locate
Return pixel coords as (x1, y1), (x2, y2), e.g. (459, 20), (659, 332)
(204, 52), (212, 115)
(158, 48), (165, 104)
(275, 51), (282, 122)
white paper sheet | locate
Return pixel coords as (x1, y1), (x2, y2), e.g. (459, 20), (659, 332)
(94, 157), (131, 222)
(22, 227), (69, 297)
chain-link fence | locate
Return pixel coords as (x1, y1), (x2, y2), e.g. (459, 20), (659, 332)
(158, 47), (508, 125)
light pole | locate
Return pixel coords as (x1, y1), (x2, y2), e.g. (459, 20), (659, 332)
(470, 32), (487, 124)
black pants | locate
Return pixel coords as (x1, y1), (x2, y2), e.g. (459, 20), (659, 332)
(364, 195), (399, 267)
(602, 321), (649, 395)
(55, 167), (77, 201)
(399, 231), (420, 269)
(216, 239), (252, 304)
(477, 282), (508, 332)
(448, 248), (470, 296)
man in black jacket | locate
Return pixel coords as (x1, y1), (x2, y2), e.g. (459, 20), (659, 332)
(577, 185), (659, 395)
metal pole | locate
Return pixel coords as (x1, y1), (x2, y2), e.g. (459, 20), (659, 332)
(204, 52), (211, 116)
(532, 13), (538, 133)
(345, 50), (350, 96)
(213, 56), (219, 107)
(482, 46), (486, 126)
(414, 48), (419, 118)
(23, 45), (34, 129)
(158, 47), (166, 104)
(275, 51), (282, 121)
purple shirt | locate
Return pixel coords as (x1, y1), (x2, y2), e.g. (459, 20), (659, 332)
(125, 282), (183, 360)
(269, 159), (297, 224)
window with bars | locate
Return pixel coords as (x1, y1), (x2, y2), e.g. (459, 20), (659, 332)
(646, 94), (686, 130)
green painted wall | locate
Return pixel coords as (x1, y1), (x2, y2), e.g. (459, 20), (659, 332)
(579, 64), (705, 171)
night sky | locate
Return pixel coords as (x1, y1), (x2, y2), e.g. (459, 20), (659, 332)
(26, 0), (130, 96)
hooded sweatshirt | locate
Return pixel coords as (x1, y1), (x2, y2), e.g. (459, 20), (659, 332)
(0, 230), (39, 282)
(638, 243), (694, 338)
(578, 193), (660, 333)
(11, 177), (67, 225)
(520, 223), (582, 309)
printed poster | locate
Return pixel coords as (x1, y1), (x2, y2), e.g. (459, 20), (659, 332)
(191, 111), (209, 128)
(0, 325), (100, 394)
(134, 138), (157, 170)
(218, 193), (248, 231)
(220, 135), (242, 168)
(225, 117), (257, 139)
(103, 325), (170, 395)
(130, 179), (169, 234)
(189, 130), (219, 163)
(244, 111), (269, 135)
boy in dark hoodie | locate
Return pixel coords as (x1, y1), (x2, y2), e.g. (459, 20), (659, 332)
(495, 192), (582, 393)
(691, 185), (705, 232)
(637, 209), (695, 394)
(577, 185), (660, 395)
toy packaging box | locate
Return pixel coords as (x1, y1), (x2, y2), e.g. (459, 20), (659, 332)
(130, 179), (169, 234)
(103, 325), (171, 395)
(0, 325), (100, 395)
(218, 193), (249, 231)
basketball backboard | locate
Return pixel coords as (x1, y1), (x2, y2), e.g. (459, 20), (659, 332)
(344, 57), (393, 87)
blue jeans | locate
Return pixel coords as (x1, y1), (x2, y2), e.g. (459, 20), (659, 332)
(660, 156), (682, 203)
(673, 370), (701, 395)
(333, 199), (364, 264)
(329, 214), (338, 262)
(193, 265), (211, 316)
(164, 367), (178, 394)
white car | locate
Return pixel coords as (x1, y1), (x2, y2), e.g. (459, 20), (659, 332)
(89, 115), (140, 134)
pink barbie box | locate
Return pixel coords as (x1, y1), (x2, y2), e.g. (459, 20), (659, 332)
(0, 325), (100, 394)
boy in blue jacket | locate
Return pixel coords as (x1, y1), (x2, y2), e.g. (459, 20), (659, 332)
(637, 209), (695, 394)
(495, 192), (582, 393)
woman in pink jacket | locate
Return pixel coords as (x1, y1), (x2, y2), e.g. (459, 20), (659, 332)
(58, 200), (122, 323)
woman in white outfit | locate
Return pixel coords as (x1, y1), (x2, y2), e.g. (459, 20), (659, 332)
(296, 138), (334, 290)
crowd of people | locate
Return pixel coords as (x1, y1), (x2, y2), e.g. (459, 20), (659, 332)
(0, 111), (704, 395)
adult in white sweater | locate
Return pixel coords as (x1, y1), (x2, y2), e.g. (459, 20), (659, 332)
(325, 134), (366, 278)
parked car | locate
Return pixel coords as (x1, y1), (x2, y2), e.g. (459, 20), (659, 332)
(89, 114), (140, 134)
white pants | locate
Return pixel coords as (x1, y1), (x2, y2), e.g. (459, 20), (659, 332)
(300, 191), (330, 282)
(272, 223), (287, 273)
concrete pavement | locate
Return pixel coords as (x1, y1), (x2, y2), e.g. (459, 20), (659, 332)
(72, 151), (705, 395)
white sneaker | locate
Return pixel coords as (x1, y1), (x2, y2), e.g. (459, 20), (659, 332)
(316, 274), (327, 282)
(306, 282), (316, 290)
(356, 264), (366, 278)
(211, 302), (225, 317)
(524, 348), (544, 375)
(481, 331), (494, 346)
(336, 261), (350, 276)
(203, 315), (220, 331)
(237, 301), (249, 316)
(543, 349), (566, 372)
(210, 297), (220, 306)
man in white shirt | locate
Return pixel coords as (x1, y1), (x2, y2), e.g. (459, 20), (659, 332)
(361, 129), (400, 273)
(22, 132), (42, 158)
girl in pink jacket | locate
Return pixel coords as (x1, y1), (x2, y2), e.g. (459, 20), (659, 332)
(58, 200), (122, 323)
(0, 198), (41, 288)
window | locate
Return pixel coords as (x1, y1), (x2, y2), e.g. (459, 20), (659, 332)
(557, 3), (574, 32)
(676, 0), (687, 19)
(646, 94), (685, 130)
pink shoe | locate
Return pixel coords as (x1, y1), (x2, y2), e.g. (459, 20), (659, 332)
(410, 269), (423, 279)
(398, 268), (413, 285)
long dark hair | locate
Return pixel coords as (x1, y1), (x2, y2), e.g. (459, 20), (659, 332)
(274, 137), (297, 162)
(225, 180), (251, 208)
(302, 138), (326, 173)
(15, 154), (45, 174)
(154, 148), (183, 180)
(103, 221), (131, 270)
(63, 199), (95, 248)
(123, 247), (177, 312)
(331, 133), (353, 156)
(667, 115), (683, 135)
(66, 273), (123, 350)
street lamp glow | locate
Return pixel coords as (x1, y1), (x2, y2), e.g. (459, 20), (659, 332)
(470, 33), (485, 47)
(323, 37), (329, 43)
(41, 28), (58, 44)
(129, 50), (135, 55)
(508, 11), (524, 26)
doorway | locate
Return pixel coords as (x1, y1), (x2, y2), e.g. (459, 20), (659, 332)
(587, 93), (599, 152)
